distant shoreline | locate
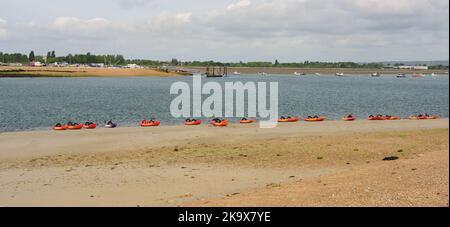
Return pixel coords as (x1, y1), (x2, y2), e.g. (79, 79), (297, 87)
(0, 66), (448, 78)
(188, 66), (449, 75)
(0, 66), (182, 78)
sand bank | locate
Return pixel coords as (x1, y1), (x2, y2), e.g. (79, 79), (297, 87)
(0, 66), (180, 77)
(0, 119), (448, 206)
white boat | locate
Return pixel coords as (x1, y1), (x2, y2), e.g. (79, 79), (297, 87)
(294, 72), (305, 76)
(371, 72), (381, 77)
(315, 73), (321, 76)
(233, 71), (241, 75)
(258, 72), (267, 76)
(397, 74), (407, 78)
(431, 73), (437, 77)
(336, 73), (345, 77)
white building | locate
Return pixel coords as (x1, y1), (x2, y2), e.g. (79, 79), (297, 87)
(397, 65), (429, 70)
(30, 61), (43, 67)
(126, 64), (142, 69)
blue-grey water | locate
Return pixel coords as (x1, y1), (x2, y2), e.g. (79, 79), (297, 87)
(0, 74), (448, 132)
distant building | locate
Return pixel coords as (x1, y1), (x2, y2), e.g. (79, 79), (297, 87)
(89, 63), (105, 68)
(126, 64), (142, 69)
(397, 65), (429, 70)
(30, 61), (43, 67)
(52, 62), (69, 67)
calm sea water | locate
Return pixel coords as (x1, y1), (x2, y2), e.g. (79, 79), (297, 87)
(0, 74), (448, 132)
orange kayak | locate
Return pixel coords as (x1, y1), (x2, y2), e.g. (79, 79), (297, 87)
(67, 124), (83, 130)
(343, 117), (356, 121)
(240, 119), (256, 124)
(53, 126), (67, 131)
(385, 116), (401, 120)
(305, 117), (326, 122)
(368, 116), (385, 120)
(278, 117), (300, 123)
(185, 120), (202, 126)
(211, 120), (229, 127)
(141, 121), (161, 127)
(410, 116), (440, 120)
(83, 124), (97, 129)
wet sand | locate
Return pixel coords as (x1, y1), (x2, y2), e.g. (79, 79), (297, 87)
(0, 119), (448, 207)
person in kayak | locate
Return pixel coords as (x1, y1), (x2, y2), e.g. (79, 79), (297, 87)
(55, 123), (62, 127)
(107, 120), (114, 125)
(242, 117), (248, 121)
(347, 114), (354, 118)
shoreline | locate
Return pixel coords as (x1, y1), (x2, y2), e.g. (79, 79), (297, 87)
(1, 66), (448, 78)
(0, 118), (448, 135)
(0, 119), (448, 206)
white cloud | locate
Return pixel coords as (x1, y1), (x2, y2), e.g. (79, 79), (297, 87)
(52, 17), (111, 31)
(227, 0), (251, 10)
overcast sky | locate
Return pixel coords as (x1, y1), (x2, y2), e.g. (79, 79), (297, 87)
(0, 0), (448, 62)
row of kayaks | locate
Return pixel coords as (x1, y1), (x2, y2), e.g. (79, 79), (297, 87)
(53, 114), (441, 130)
(53, 122), (98, 130)
(53, 122), (117, 130)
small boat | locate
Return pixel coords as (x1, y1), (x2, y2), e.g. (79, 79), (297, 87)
(278, 117), (300, 123)
(371, 72), (381, 77)
(83, 122), (97, 129)
(315, 73), (321, 76)
(105, 122), (118, 128)
(211, 119), (229, 127)
(233, 72), (241, 75)
(385, 116), (401, 120)
(67, 124), (83, 130)
(258, 72), (267, 76)
(53, 124), (67, 131)
(397, 74), (407, 78)
(294, 72), (306, 76)
(343, 116), (356, 121)
(140, 120), (161, 127)
(240, 118), (256, 124)
(431, 73), (437, 77)
(185, 119), (202, 126)
(336, 73), (345, 77)
(304, 117), (327, 122)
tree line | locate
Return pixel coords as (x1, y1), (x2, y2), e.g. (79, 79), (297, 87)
(1, 51), (448, 69)
(0, 51), (126, 65)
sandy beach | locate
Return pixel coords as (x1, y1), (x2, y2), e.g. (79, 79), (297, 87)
(0, 66), (180, 77)
(0, 119), (448, 207)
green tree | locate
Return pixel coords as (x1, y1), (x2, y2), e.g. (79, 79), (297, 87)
(29, 51), (35, 62)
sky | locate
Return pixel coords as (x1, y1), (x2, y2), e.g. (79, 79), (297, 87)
(0, 0), (448, 62)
